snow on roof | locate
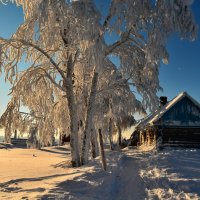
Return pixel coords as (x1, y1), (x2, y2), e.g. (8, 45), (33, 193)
(137, 91), (200, 128)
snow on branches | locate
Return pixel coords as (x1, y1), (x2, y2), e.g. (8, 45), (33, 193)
(0, 0), (197, 166)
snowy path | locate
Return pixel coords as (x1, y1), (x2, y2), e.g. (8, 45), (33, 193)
(107, 154), (146, 200)
(39, 149), (147, 200)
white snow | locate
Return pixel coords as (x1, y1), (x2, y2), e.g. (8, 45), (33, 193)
(139, 147), (200, 200)
(0, 144), (200, 199)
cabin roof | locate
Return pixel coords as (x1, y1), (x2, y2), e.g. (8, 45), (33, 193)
(137, 91), (200, 128)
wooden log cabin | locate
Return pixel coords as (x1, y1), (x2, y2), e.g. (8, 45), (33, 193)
(134, 92), (200, 147)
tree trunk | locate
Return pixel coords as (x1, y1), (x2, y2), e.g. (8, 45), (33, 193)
(59, 131), (62, 146)
(91, 128), (99, 158)
(51, 134), (55, 146)
(98, 129), (107, 171)
(27, 127), (38, 148)
(4, 110), (12, 144)
(116, 120), (122, 147)
(81, 72), (98, 165)
(4, 130), (11, 144)
(65, 55), (80, 167)
(109, 118), (114, 150)
(14, 130), (17, 139)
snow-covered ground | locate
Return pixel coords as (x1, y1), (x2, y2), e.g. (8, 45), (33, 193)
(0, 144), (200, 199)
(140, 147), (200, 199)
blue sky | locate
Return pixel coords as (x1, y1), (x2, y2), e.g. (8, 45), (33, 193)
(0, 1), (200, 116)
(0, 3), (23, 115)
(158, 1), (200, 102)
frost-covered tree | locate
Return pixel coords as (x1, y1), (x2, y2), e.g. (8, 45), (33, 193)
(0, 0), (197, 167)
(0, 101), (18, 143)
(78, 0), (197, 164)
(0, 0), (87, 167)
(0, 97), (31, 143)
(93, 63), (145, 148)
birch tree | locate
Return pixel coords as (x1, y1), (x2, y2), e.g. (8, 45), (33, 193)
(0, 0), (197, 167)
(0, 0), (85, 166)
(79, 0), (197, 164)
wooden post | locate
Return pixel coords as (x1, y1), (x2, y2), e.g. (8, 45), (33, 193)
(98, 129), (107, 171)
(108, 118), (114, 150)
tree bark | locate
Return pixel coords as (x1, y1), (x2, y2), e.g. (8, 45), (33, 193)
(4, 130), (11, 144)
(4, 109), (12, 144)
(81, 72), (98, 165)
(98, 129), (107, 171)
(65, 55), (80, 167)
(27, 127), (38, 148)
(91, 128), (99, 158)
